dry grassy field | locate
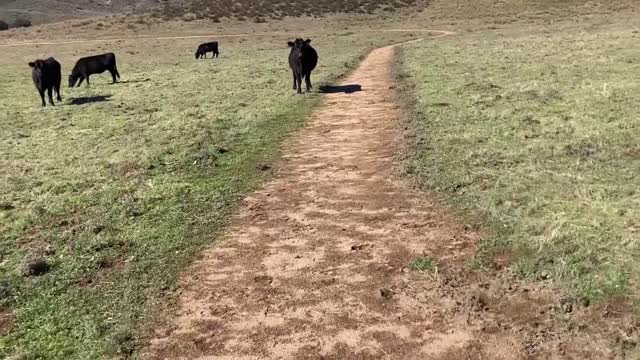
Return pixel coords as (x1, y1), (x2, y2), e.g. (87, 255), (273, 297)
(0, 0), (639, 358)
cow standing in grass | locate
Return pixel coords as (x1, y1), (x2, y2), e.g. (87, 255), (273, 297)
(29, 57), (62, 107)
(69, 52), (120, 87)
(288, 38), (318, 94)
(195, 41), (219, 59)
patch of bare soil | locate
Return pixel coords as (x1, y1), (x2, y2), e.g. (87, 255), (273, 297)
(0, 307), (16, 336)
(142, 43), (636, 359)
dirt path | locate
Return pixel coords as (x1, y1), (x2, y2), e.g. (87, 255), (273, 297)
(141, 43), (490, 359)
(141, 42), (622, 359)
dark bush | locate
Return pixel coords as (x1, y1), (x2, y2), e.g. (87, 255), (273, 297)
(0, 20), (8, 31)
(12, 17), (32, 28)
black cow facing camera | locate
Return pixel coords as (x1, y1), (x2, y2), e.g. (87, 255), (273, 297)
(29, 57), (62, 107)
(69, 52), (120, 88)
(288, 38), (318, 94)
(195, 41), (219, 59)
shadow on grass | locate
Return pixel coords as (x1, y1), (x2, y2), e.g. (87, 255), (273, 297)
(118, 79), (151, 84)
(69, 95), (112, 105)
(319, 84), (362, 94)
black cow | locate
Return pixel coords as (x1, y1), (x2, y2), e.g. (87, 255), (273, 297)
(195, 42), (219, 59)
(288, 38), (318, 94)
(69, 52), (120, 87)
(28, 57), (62, 107)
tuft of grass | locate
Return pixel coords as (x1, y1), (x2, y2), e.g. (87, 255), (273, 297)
(0, 30), (416, 359)
(397, 26), (639, 304)
(409, 256), (436, 272)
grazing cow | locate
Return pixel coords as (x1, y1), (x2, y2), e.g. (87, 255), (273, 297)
(28, 57), (62, 107)
(195, 41), (219, 59)
(288, 38), (318, 94)
(69, 52), (120, 87)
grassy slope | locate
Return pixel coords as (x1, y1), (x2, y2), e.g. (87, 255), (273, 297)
(0, 28), (416, 358)
(398, 2), (639, 303)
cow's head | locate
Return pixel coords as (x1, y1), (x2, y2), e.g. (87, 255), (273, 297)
(68, 74), (78, 88)
(28, 60), (44, 71)
(287, 38), (311, 59)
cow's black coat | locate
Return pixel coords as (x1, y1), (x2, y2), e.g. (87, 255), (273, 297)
(29, 57), (62, 107)
(69, 52), (120, 87)
(288, 38), (318, 94)
(195, 42), (219, 59)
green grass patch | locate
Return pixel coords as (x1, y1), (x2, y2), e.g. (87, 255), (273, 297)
(397, 28), (639, 303)
(0, 31), (414, 358)
(409, 256), (436, 272)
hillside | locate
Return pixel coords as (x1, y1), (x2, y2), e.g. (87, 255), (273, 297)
(0, 0), (425, 25)
(0, 0), (171, 24)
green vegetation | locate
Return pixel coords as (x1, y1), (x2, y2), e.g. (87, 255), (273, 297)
(0, 31), (415, 358)
(409, 256), (436, 272)
(398, 27), (639, 302)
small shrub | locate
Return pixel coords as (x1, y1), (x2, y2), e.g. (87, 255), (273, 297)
(0, 20), (8, 31)
(12, 17), (32, 28)
(181, 13), (197, 22)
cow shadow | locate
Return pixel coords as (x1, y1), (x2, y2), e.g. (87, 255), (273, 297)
(69, 95), (112, 105)
(319, 84), (362, 94)
(118, 79), (151, 84)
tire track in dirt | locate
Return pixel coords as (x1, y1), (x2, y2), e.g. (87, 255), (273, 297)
(139, 42), (520, 359)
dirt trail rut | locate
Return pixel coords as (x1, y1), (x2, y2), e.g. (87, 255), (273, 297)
(142, 44), (611, 359)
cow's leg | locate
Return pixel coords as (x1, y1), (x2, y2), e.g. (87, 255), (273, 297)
(76, 76), (84, 87)
(110, 69), (117, 84)
(296, 74), (303, 95)
(305, 71), (312, 92)
(85, 75), (90, 87)
(38, 89), (46, 107)
(292, 72), (297, 90)
(47, 87), (55, 106)
(55, 83), (62, 102)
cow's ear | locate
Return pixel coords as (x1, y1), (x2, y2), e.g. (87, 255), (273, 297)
(304, 39), (311, 44)
(28, 62), (36, 68)
(287, 41), (294, 47)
